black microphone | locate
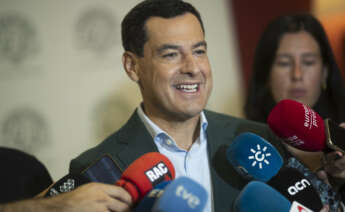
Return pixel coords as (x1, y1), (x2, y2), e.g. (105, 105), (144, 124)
(45, 174), (90, 197)
(267, 167), (323, 211)
(45, 154), (122, 197)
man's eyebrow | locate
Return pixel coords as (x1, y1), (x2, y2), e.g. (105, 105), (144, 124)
(156, 41), (207, 54)
(192, 41), (207, 49)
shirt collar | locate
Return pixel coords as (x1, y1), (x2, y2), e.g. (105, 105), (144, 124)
(136, 104), (208, 142)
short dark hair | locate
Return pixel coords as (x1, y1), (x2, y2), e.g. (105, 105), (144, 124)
(244, 14), (345, 123)
(121, 0), (205, 56)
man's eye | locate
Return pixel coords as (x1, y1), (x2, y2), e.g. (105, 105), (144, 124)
(194, 49), (206, 55)
(162, 52), (178, 58)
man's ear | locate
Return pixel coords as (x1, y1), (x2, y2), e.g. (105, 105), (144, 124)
(122, 51), (140, 82)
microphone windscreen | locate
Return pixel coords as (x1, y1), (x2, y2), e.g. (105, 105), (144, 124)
(234, 181), (291, 212)
(267, 99), (326, 151)
(134, 181), (171, 212)
(152, 176), (208, 212)
(81, 154), (122, 184)
(44, 174), (90, 197)
(267, 167), (323, 211)
(116, 152), (175, 203)
(226, 132), (283, 182)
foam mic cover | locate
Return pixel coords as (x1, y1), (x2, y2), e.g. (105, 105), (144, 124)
(267, 167), (323, 211)
(233, 181), (291, 212)
(116, 152), (175, 203)
(267, 99), (326, 151)
(226, 132), (283, 182)
(152, 176), (208, 212)
(134, 181), (171, 212)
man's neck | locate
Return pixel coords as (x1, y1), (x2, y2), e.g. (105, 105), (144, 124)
(150, 114), (201, 151)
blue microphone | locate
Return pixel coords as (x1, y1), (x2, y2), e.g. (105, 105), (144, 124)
(152, 176), (208, 212)
(226, 132), (283, 182)
(134, 181), (171, 212)
(234, 181), (291, 212)
(227, 133), (323, 211)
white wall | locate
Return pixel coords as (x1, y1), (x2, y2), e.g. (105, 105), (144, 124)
(0, 0), (243, 180)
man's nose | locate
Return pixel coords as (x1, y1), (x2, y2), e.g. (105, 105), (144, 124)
(181, 54), (199, 75)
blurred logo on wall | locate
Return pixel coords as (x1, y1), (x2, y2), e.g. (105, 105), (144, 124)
(0, 13), (38, 65)
(75, 7), (118, 54)
(92, 94), (133, 143)
(1, 108), (50, 155)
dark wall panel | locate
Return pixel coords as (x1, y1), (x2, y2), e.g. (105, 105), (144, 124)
(230, 0), (312, 90)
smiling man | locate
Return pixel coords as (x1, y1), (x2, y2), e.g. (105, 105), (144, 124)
(69, 1), (290, 211)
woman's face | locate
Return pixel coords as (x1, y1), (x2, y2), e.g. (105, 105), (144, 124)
(269, 31), (327, 107)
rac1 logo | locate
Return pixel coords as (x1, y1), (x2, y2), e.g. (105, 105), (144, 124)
(145, 162), (169, 183)
(176, 185), (200, 209)
(287, 179), (311, 195)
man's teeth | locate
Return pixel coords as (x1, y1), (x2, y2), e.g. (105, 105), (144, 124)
(176, 84), (198, 92)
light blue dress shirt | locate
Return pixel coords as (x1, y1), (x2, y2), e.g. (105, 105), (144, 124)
(137, 106), (213, 212)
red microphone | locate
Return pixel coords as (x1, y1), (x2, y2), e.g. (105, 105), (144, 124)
(116, 152), (175, 203)
(267, 99), (326, 152)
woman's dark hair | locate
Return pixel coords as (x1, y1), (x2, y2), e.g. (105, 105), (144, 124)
(121, 0), (204, 57)
(244, 14), (345, 123)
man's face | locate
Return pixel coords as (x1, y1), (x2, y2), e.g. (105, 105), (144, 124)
(135, 13), (213, 121)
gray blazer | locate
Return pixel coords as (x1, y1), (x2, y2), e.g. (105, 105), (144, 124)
(69, 109), (288, 211)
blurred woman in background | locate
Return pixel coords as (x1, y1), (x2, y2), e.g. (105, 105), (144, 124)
(244, 14), (345, 211)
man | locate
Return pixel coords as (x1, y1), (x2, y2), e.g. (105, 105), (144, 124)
(69, 0), (289, 211)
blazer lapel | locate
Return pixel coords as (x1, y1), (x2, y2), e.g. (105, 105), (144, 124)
(205, 111), (243, 212)
(115, 111), (159, 170)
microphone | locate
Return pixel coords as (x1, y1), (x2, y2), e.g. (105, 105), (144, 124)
(267, 99), (345, 152)
(116, 152), (175, 203)
(45, 154), (122, 197)
(234, 181), (313, 212)
(81, 154), (122, 184)
(226, 132), (323, 211)
(151, 176), (208, 212)
(234, 181), (290, 211)
(45, 174), (90, 197)
(267, 167), (323, 211)
(226, 132), (283, 182)
(134, 181), (171, 212)
(268, 100), (343, 210)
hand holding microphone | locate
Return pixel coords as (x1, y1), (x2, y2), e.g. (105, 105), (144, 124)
(267, 99), (345, 180)
(322, 123), (345, 179)
(46, 152), (175, 211)
(45, 154), (122, 197)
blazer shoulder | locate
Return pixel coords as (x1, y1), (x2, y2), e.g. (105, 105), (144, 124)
(204, 110), (288, 159)
(205, 110), (267, 132)
(69, 131), (124, 174)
